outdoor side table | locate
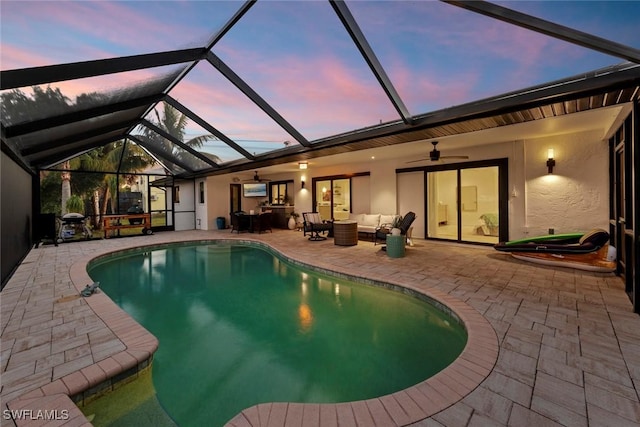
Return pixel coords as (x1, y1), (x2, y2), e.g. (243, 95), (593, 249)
(333, 220), (358, 246)
(386, 234), (405, 258)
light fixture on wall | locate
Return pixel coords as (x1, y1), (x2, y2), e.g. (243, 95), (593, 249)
(546, 148), (556, 174)
(299, 161), (308, 170)
(301, 178), (306, 189)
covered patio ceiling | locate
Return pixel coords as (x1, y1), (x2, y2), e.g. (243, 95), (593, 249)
(2, 1), (640, 178)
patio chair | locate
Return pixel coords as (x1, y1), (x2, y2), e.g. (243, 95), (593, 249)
(254, 211), (273, 234)
(230, 211), (250, 233)
(303, 212), (333, 241)
(374, 211), (416, 245)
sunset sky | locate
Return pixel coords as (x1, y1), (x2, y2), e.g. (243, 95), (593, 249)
(2, 0), (639, 162)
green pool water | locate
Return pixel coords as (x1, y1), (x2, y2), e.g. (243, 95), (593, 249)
(88, 242), (467, 426)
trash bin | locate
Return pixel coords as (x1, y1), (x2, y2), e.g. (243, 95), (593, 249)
(216, 217), (226, 230)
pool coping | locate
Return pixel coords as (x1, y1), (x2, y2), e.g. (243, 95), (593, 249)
(6, 237), (498, 427)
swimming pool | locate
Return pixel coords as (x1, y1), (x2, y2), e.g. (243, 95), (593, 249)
(88, 242), (467, 426)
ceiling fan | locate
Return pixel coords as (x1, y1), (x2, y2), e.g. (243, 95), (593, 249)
(243, 171), (271, 182)
(407, 141), (469, 163)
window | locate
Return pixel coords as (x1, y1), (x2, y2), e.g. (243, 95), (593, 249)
(270, 183), (286, 205)
(199, 181), (205, 204)
(174, 186), (180, 203)
(269, 181), (293, 205)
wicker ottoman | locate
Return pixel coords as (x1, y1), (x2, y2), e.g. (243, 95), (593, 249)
(333, 220), (358, 246)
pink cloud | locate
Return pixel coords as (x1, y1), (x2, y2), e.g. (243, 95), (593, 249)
(169, 74), (294, 143)
(211, 44), (398, 138)
(0, 44), (51, 70)
(1, 1), (212, 68)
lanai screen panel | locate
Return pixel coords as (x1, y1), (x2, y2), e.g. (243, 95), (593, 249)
(0, 1), (238, 69)
(28, 130), (126, 168)
(497, 0), (640, 49)
(348, 1), (634, 116)
(46, 140), (155, 174)
(135, 149), (187, 177)
(7, 107), (145, 153)
(143, 100), (238, 165)
(0, 65), (185, 127)
(168, 61), (300, 160)
(131, 125), (214, 172)
(212, 0), (399, 142)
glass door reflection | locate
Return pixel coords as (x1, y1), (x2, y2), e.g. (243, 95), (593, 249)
(427, 166), (499, 244)
(461, 167), (499, 244)
(314, 178), (351, 220)
(315, 180), (332, 220)
(427, 170), (458, 240)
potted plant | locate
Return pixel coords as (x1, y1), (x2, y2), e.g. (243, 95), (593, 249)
(391, 215), (403, 235)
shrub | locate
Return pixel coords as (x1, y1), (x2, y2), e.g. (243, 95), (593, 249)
(66, 195), (84, 214)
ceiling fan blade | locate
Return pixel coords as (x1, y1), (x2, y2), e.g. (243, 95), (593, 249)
(241, 171), (268, 182)
(406, 158), (430, 164)
(440, 155), (470, 160)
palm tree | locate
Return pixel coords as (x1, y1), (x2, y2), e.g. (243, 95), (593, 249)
(1, 87), (75, 213)
(72, 141), (155, 227)
(141, 103), (221, 166)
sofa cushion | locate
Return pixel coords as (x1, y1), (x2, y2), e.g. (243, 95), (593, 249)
(362, 214), (380, 227)
(349, 213), (365, 223)
(379, 214), (398, 228)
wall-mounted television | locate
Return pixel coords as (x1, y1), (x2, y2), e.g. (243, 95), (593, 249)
(243, 182), (268, 197)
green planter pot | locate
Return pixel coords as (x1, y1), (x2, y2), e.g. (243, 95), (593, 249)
(386, 234), (405, 258)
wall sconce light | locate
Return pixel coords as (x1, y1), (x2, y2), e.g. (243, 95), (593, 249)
(301, 179), (306, 189)
(299, 161), (308, 170)
(546, 148), (555, 174)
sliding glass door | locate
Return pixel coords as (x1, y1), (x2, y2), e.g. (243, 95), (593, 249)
(426, 163), (503, 244)
(427, 170), (457, 240)
(313, 178), (351, 220)
(461, 167), (499, 243)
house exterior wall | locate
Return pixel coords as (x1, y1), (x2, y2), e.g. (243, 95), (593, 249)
(207, 175), (232, 230)
(195, 178), (208, 230)
(397, 171), (425, 237)
(523, 130), (609, 237)
(174, 180), (195, 231)
(204, 129), (609, 242)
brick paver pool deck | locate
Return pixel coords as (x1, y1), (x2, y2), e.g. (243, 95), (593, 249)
(1, 229), (639, 426)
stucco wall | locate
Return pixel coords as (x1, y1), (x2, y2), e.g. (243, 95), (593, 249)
(174, 180), (195, 231)
(206, 176), (231, 230)
(397, 171), (425, 237)
(523, 130), (609, 236)
(195, 179), (207, 230)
